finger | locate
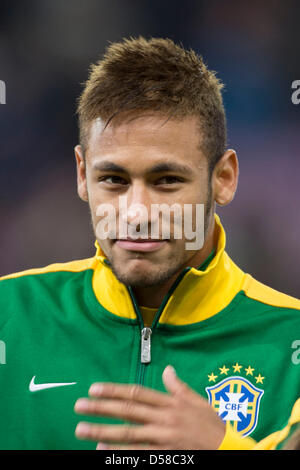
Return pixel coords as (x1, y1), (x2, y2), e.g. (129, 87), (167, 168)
(88, 382), (170, 407)
(162, 365), (199, 402)
(74, 397), (164, 424)
(75, 422), (172, 444)
(96, 442), (166, 450)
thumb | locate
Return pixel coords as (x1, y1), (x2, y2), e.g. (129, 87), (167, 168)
(162, 365), (195, 398)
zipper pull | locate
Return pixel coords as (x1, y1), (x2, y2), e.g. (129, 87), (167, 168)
(141, 327), (152, 364)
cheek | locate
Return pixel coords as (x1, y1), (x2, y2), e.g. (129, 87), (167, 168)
(88, 200), (100, 228)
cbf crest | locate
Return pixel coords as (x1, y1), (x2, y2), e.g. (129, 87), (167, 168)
(205, 363), (264, 437)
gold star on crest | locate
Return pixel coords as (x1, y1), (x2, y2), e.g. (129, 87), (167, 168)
(219, 365), (229, 375)
(255, 374), (265, 384)
(232, 362), (242, 373)
(245, 366), (255, 376)
(208, 372), (218, 382)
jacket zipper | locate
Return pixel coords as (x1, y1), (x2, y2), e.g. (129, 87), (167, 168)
(102, 246), (215, 386)
(141, 327), (152, 363)
(127, 266), (191, 386)
(105, 247), (215, 386)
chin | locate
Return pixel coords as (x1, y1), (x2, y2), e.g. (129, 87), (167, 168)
(113, 258), (182, 288)
(116, 273), (158, 288)
(117, 268), (156, 286)
(111, 261), (163, 287)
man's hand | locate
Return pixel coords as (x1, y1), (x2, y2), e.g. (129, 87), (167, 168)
(74, 365), (225, 450)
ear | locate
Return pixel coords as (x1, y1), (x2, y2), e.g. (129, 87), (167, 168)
(212, 149), (239, 206)
(74, 145), (88, 202)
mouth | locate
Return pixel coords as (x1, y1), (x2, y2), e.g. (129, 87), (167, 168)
(114, 238), (169, 252)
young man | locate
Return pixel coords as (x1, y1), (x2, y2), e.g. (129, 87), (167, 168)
(0, 37), (300, 450)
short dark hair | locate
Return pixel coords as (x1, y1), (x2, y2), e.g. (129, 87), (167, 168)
(77, 36), (227, 173)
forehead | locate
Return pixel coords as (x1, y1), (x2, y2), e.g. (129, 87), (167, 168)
(85, 113), (207, 169)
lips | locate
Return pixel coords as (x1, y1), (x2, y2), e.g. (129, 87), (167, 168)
(114, 239), (168, 252)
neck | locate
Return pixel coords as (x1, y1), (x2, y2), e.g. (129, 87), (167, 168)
(131, 215), (217, 308)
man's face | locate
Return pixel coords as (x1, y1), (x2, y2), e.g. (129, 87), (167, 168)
(76, 113), (214, 287)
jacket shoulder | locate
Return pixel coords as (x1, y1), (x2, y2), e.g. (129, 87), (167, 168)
(242, 274), (300, 311)
(0, 257), (96, 283)
(0, 257), (97, 329)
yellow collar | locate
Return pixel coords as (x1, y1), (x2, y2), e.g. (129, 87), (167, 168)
(92, 213), (246, 325)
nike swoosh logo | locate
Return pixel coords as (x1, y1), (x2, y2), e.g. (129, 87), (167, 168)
(29, 375), (77, 392)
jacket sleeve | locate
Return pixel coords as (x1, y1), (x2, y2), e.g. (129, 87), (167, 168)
(218, 398), (300, 450)
(218, 422), (257, 450)
(253, 398), (300, 450)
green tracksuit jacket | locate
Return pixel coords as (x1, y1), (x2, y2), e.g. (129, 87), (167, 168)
(0, 214), (300, 450)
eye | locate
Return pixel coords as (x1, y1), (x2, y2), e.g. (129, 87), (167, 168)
(98, 175), (128, 185)
(155, 176), (184, 185)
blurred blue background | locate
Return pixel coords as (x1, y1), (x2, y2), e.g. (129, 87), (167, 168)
(0, 0), (299, 297)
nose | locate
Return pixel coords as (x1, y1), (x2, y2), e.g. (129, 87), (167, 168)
(119, 181), (152, 230)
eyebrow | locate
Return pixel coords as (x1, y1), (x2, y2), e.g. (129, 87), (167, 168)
(92, 160), (194, 176)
